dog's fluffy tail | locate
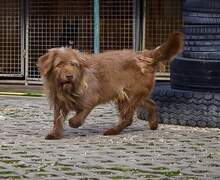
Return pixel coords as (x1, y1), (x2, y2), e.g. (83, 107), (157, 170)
(153, 32), (184, 63)
(142, 32), (184, 64)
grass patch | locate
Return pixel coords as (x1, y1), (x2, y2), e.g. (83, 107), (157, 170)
(36, 173), (58, 177)
(160, 170), (181, 177)
(65, 172), (87, 176)
(14, 164), (29, 168)
(0, 171), (15, 175)
(139, 174), (160, 178)
(111, 176), (131, 180)
(108, 166), (147, 174)
(0, 166), (5, 170)
(0, 145), (11, 148)
(93, 170), (114, 175)
(0, 159), (20, 165)
(152, 167), (169, 171)
(79, 165), (104, 170)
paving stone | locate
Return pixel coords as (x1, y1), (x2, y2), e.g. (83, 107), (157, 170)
(0, 96), (220, 179)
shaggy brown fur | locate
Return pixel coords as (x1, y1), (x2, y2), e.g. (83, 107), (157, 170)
(38, 32), (183, 139)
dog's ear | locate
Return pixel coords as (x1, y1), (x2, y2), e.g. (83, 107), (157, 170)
(72, 49), (88, 68)
(37, 50), (56, 76)
(151, 32), (184, 63)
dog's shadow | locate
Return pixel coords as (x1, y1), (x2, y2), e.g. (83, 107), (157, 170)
(63, 121), (146, 138)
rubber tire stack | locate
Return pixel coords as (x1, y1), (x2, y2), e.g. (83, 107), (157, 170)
(138, 0), (220, 128)
(137, 83), (220, 128)
(171, 0), (220, 90)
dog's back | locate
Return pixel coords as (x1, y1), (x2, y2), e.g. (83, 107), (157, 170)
(85, 32), (183, 103)
(87, 50), (152, 102)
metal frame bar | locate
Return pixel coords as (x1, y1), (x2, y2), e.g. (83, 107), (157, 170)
(132, 0), (136, 50)
(142, 0), (146, 50)
(134, 0), (142, 51)
(94, 0), (100, 53)
(0, 79), (42, 85)
(20, 0), (25, 77)
(24, 0), (29, 85)
(0, 74), (23, 77)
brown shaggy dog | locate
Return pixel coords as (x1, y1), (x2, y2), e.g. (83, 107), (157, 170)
(38, 32), (183, 139)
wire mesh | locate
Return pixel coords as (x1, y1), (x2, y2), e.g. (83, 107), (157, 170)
(27, 0), (93, 80)
(0, 0), (182, 81)
(144, 0), (183, 75)
(0, 0), (22, 77)
(100, 0), (134, 51)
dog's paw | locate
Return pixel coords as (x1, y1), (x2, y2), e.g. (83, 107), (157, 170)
(45, 133), (62, 140)
(69, 118), (82, 128)
(148, 119), (158, 130)
(103, 128), (120, 136)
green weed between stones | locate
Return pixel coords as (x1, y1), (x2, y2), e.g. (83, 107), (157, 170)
(110, 176), (132, 180)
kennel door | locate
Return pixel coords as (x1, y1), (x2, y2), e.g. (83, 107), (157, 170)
(100, 0), (134, 51)
(26, 0), (94, 81)
(0, 0), (24, 78)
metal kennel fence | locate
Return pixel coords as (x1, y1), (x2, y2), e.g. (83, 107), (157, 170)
(100, 0), (134, 51)
(0, 0), (24, 78)
(143, 0), (183, 78)
(27, 0), (94, 80)
(27, 0), (134, 81)
(0, 0), (182, 84)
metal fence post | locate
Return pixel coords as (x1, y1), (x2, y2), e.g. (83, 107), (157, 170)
(142, 0), (146, 50)
(94, 0), (100, 53)
(133, 0), (141, 51)
(20, 0), (25, 80)
(24, 0), (29, 85)
(133, 0), (136, 51)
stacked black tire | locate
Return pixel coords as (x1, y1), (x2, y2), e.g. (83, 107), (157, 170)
(138, 0), (220, 128)
(138, 83), (220, 128)
(171, 0), (220, 91)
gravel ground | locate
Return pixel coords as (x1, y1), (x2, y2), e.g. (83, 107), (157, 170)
(0, 96), (220, 180)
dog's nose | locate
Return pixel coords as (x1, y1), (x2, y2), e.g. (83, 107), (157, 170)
(66, 74), (73, 80)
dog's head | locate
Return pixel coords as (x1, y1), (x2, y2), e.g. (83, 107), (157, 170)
(38, 48), (88, 91)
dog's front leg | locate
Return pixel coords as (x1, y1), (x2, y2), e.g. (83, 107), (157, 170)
(69, 108), (93, 128)
(45, 104), (67, 140)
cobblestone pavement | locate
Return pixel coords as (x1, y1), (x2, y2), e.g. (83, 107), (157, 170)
(0, 96), (220, 180)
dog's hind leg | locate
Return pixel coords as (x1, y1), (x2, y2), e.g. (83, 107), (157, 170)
(69, 108), (93, 128)
(104, 100), (136, 135)
(142, 99), (158, 130)
(45, 104), (68, 140)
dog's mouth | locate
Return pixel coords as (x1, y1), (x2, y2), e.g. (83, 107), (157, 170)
(61, 80), (71, 85)
(60, 81), (75, 92)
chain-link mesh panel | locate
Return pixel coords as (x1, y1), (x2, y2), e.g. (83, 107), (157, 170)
(144, 0), (182, 75)
(27, 0), (93, 80)
(0, 0), (22, 77)
(100, 0), (134, 51)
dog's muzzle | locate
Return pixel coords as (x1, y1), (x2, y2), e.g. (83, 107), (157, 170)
(63, 83), (73, 91)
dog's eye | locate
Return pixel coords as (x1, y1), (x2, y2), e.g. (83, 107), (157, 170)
(70, 61), (80, 67)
